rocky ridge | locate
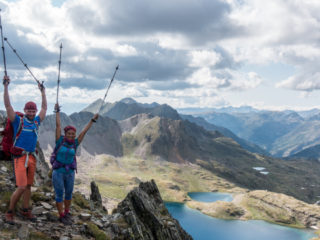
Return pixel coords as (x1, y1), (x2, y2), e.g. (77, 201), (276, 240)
(0, 156), (191, 239)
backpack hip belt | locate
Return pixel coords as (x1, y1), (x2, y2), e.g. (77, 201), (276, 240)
(22, 151), (38, 168)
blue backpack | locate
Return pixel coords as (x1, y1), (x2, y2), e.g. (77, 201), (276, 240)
(50, 138), (77, 172)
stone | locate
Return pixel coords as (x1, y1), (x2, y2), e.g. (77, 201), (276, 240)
(18, 223), (29, 240)
(101, 216), (109, 223)
(59, 236), (70, 240)
(45, 193), (52, 197)
(71, 235), (84, 240)
(80, 213), (91, 221)
(32, 206), (46, 215)
(1, 166), (7, 172)
(40, 202), (53, 210)
(92, 219), (103, 228)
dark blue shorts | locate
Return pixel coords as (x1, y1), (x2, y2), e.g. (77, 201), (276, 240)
(52, 170), (75, 202)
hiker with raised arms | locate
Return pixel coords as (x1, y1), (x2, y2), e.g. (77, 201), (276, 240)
(3, 75), (47, 224)
(51, 103), (98, 225)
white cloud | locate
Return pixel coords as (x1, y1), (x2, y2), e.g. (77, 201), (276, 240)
(1, 0), (320, 112)
(187, 67), (262, 91)
(189, 50), (221, 68)
(277, 72), (320, 91)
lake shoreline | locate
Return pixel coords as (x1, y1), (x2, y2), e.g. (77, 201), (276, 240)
(166, 201), (317, 240)
(166, 190), (320, 235)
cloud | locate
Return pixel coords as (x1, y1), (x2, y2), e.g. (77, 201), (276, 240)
(67, 0), (244, 44)
(277, 71), (320, 92)
(1, 0), (319, 112)
(187, 67), (262, 91)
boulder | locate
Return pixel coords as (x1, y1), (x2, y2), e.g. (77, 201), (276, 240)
(116, 179), (193, 240)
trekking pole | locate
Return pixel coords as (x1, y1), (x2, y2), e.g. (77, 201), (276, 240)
(97, 65), (119, 114)
(4, 37), (44, 88)
(56, 43), (62, 104)
(0, 9), (7, 77)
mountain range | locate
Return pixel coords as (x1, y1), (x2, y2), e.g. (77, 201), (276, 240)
(82, 98), (266, 155)
(179, 107), (320, 159)
(35, 99), (320, 203)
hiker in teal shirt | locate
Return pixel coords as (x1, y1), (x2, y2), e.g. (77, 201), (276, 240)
(51, 103), (98, 225)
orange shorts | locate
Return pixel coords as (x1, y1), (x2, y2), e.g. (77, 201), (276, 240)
(14, 155), (36, 187)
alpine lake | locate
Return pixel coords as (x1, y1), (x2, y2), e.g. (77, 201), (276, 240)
(165, 192), (316, 240)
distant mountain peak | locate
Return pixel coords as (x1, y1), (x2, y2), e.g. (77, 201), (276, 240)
(81, 98), (103, 113)
(120, 98), (137, 104)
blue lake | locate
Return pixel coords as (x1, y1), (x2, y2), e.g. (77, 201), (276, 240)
(165, 202), (316, 240)
(188, 192), (233, 202)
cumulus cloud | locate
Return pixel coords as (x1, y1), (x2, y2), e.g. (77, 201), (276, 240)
(0, 0), (319, 112)
(187, 67), (262, 91)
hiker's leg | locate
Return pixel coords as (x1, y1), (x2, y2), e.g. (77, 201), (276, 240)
(22, 156), (36, 209)
(9, 156), (28, 210)
(64, 199), (72, 212)
(22, 185), (31, 209)
(64, 171), (75, 212)
(8, 186), (27, 211)
(52, 170), (64, 215)
(56, 202), (64, 215)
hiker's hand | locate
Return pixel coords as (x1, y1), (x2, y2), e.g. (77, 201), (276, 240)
(92, 113), (99, 121)
(38, 82), (45, 92)
(54, 103), (60, 113)
(3, 76), (10, 86)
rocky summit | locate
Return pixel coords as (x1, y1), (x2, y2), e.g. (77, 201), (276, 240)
(0, 152), (191, 239)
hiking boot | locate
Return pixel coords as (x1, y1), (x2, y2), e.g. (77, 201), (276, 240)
(59, 216), (72, 225)
(5, 211), (15, 225)
(20, 208), (36, 222)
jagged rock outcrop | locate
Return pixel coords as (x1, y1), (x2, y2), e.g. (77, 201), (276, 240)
(115, 180), (193, 240)
(90, 181), (103, 210)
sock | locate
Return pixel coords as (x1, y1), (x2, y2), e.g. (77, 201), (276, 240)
(59, 212), (65, 218)
(64, 209), (70, 215)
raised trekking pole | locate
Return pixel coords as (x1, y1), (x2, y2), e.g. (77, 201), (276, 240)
(56, 43), (62, 105)
(97, 65), (119, 114)
(4, 37), (44, 89)
(0, 9), (8, 77)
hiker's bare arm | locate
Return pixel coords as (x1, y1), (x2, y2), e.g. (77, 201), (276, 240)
(55, 104), (61, 141)
(77, 114), (99, 144)
(3, 76), (15, 122)
(38, 83), (47, 122)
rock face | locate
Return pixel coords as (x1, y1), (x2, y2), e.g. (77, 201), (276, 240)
(116, 180), (193, 240)
(90, 181), (103, 209)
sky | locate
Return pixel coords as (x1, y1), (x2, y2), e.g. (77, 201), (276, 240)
(0, 0), (320, 114)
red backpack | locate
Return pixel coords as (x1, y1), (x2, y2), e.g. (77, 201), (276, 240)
(1, 112), (25, 159)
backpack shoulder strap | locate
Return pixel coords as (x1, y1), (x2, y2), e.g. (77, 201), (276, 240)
(14, 116), (24, 144)
(54, 137), (65, 153)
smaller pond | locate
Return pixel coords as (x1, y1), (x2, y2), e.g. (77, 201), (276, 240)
(188, 192), (233, 202)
